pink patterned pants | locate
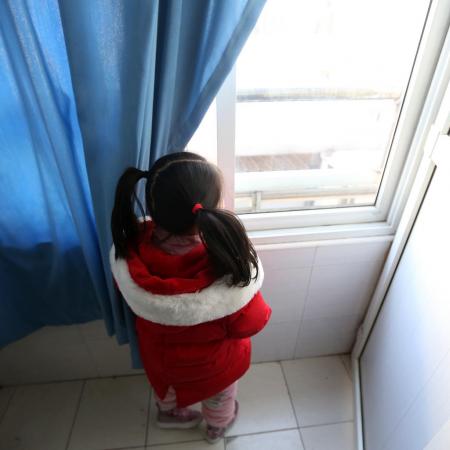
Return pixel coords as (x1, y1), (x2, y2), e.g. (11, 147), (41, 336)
(155, 382), (238, 428)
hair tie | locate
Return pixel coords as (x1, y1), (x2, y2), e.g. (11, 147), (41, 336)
(192, 203), (203, 214)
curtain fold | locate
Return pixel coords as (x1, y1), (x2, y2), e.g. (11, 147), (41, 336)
(1, 0), (266, 367)
(0, 0), (104, 344)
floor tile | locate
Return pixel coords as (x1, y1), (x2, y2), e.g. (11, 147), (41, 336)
(0, 381), (82, 450)
(282, 357), (354, 427)
(148, 363), (296, 443)
(301, 422), (356, 450)
(147, 396), (203, 445)
(16, 324), (82, 346)
(0, 358), (357, 450)
(0, 340), (97, 385)
(226, 362), (297, 436)
(147, 363), (297, 444)
(226, 429), (304, 450)
(0, 326), (88, 384)
(78, 320), (109, 340)
(0, 386), (14, 420)
(86, 337), (145, 377)
(149, 440), (224, 449)
(68, 375), (149, 450)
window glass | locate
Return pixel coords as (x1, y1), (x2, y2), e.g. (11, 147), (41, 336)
(235, 0), (430, 213)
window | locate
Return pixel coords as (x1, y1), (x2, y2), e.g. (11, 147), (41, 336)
(187, 0), (448, 234)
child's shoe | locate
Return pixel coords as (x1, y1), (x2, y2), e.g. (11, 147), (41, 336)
(156, 406), (203, 429)
(205, 400), (239, 444)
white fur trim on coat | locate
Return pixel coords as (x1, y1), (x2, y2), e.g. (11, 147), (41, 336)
(109, 246), (264, 326)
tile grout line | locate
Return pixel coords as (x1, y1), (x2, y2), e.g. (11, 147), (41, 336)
(293, 247), (318, 358)
(148, 426), (304, 449)
(76, 324), (102, 379)
(147, 438), (208, 448)
(108, 445), (146, 450)
(307, 257), (388, 270)
(3, 355), (352, 389)
(0, 386), (16, 425)
(3, 360), (310, 389)
(299, 419), (355, 430)
(65, 379), (86, 450)
(226, 425), (300, 440)
(2, 371), (146, 388)
(279, 361), (307, 450)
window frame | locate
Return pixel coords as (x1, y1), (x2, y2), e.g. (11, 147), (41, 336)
(212, 0), (450, 243)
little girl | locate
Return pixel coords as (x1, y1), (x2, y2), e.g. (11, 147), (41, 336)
(110, 152), (271, 443)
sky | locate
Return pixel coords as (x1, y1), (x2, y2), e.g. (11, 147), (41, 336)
(188, 0), (431, 171)
(237, 0), (430, 92)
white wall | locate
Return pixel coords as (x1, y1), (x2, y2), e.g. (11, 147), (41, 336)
(254, 237), (391, 362)
(0, 237), (391, 385)
(360, 163), (450, 450)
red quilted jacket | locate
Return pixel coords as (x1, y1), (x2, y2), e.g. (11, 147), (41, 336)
(110, 221), (271, 407)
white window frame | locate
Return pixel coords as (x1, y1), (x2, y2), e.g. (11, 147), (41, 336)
(214, 0), (450, 244)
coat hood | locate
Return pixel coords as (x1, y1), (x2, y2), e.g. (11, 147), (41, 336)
(110, 221), (264, 326)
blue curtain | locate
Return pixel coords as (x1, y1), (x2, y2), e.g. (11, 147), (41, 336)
(0, 0), (266, 367)
(0, 1), (104, 344)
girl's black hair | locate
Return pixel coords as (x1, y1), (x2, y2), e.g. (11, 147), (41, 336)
(111, 152), (258, 286)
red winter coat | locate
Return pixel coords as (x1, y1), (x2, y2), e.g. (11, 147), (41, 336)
(110, 222), (271, 407)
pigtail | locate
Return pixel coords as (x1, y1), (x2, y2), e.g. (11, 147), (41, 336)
(195, 208), (259, 287)
(111, 167), (148, 259)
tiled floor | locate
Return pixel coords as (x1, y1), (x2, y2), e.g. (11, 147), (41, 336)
(0, 355), (355, 450)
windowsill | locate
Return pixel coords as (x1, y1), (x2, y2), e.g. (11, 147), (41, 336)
(248, 221), (395, 247)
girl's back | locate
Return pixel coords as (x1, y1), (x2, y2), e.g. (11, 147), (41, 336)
(110, 152), (271, 443)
